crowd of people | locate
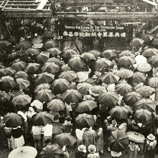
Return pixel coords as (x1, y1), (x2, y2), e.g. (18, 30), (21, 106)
(1, 17), (158, 158)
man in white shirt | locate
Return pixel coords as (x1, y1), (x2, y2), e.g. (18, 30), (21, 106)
(42, 124), (53, 147)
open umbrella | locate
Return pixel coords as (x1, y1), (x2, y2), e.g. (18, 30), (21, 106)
(148, 77), (158, 88)
(117, 69), (133, 79)
(16, 78), (30, 90)
(100, 72), (120, 84)
(51, 79), (70, 94)
(44, 40), (58, 50)
(123, 91), (143, 106)
(133, 98), (156, 112)
(35, 89), (55, 102)
(76, 100), (97, 113)
(40, 144), (64, 158)
(12, 94), (32, 106)
(59, 71), (77, 81)
(0, 40), (11, 50)
(47, 99), (65, 111)
(26, 63), (41, 74)
(26, 48), (40, 56)
(68, 56), (86, 71)
(12, 61), (26, 71)
(115, 82), (133, 96)
(98, 91), (119, 107)
(0, 76), (16, 89)
(137, 63), (152, 73)
(109, 129), (129, 152)
(118, 56), (135, 67)
(55, 133), (77, 146)
(142, 48), (158, 58)
(61, 64), (71, 71)
(0, 68), (6, 77)
(95, 58), (112, 71)
(34, 83), (51, 93)
(48, 47), (62, 57)
(77, 82), (92, 94)
(4, 67), (16, 76)
(46, 57), (65, 66)
(61, 89), (82, 103)
(62, 49), (79, 58)
(119, 50), (135, 57)
(101, 49), (117, 59)
(148, 54), (158, 67)
(130, 38), (144, 47)
(140, 33), (153, 43)
(136, 85), (155, 97)
(89, 85), (106, 97)
(36, 52), (50, 63)
(132, 72), (147, 83)
(4, 112), (23, 127)
(88, 50), (101, 58)
(75, 113), (95, 128)
(109, 106), (129, 120)
(81, 52), (96, 62)
(8, 146), (37, 158)
(14, 71), (28, 79)
(133, 109), (153, 125)
(42, 62), (60, 74)
(32, 111), (55, 126)
(35, 72), (55, 84)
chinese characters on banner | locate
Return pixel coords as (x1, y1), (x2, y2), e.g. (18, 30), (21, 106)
(61, 25), (126, 37)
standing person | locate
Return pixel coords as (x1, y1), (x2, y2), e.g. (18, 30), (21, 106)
(128, 141), (140, 158)
(42, 123), (53, 147)
(144, 134), (157, 158)
(82, 127), (97, 148)
(31, 124), (43, 150)
(75, 144), (87, 158)
(96, 127), (104, 154)
(87, 144), (100, 158)
(11, 126), (25, 149)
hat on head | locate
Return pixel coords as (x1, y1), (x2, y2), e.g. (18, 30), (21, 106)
(78, 145), (86, 152)
(88, 144), (96, 153)
(147, 134), (155, 141)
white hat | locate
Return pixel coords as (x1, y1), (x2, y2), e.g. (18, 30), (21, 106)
(88, 144), (96, 153)
(31, 100), (43, 110)
(78, 145), (86, 152)
(147, 134), (155, 141)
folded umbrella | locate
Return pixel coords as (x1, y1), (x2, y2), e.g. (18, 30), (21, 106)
(51, 79), (70, 94)
(55, 133), (77, 146)
(4, 113), (23, 127)
(35, 89), (55, 102)
(32, 111), (55, 126)
(47, 99), (65, 111)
